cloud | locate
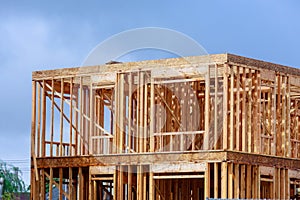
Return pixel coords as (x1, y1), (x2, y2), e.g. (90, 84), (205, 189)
(0, 15), (92, 134)
(0, 14), (94, 185)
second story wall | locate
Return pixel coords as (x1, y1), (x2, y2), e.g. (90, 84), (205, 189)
(31, 55), (300, 159)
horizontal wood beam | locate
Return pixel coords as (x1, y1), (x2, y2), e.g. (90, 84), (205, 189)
(226, 151), (300, 170)
(34, 151), (226, 168)
(34, 150), (300, 170)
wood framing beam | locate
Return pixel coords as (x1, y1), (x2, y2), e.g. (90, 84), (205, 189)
(36, 151), (226, 168)
(35, 150), (300, 170)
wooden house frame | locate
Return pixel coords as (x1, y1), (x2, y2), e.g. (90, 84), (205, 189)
(31, 53), (300, 199)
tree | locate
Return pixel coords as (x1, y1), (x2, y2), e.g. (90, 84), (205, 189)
(0, 160), (27, 199)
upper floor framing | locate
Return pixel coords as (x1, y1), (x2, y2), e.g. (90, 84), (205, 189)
(31, 53), (300, 159)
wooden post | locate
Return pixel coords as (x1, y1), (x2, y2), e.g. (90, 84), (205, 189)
(143, 73), (148, 152)
(59, 168), (63, 200)
(242, 67), (247, 152)
(286, 76), (291, 157)
(79, 167), (84, 200)
(69, 78), (73, 156)
(88, 168), (92, 200)
(137, 165), (143, 200)
(59, 78), (64, 156)
(149, 171), (154, 200)
(69, 167), (73, 200)
(214, 163), (219, 198)
(272, 75), (277, 155)
(50, 79), (54, 157)
(257, 71), (261, 153)
(204, 66), (210, 150)
(40, 169), (45, 200)
(230, 66), (235, 150)
(150, 77), (155, 152)
(240, 164), (246, 198)
(37, 83), (41, 157)
(118, 166), (124, 200)
(119, 73), (125, 153)
(31, 81), (36, 160)
(41, 80), (46, 157)
(139, 72), (144, 152)
(277, 75), (282, 156)
(205, 163), (210, 198)
(221, 162), (227, 198)
(49, 168), (53, 200)
(79, 77), (83, 155)
(285, 169), (290, 199)
(234, 163), (240, 198)
(128, 74), (133, 152)
(214, 64), (218, 149)
(246, 165), (251, 198)
(113, 168), (117, 198)
(247, 70), (253, 153)
(236, 66), (241, 151)
(128, 165), (133, 200)
(223, 64), (229, 150)
(89, 80), (94, 155)
(282, 76), (287, 156)
(253, 71), (259, 153)
(228, 162), (233, 199)
(75, 85), (79, 156)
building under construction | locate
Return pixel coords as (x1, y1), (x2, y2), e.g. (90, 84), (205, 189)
(30, 53), (300, 199)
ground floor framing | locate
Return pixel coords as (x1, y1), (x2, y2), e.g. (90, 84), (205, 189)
(31, 150), (300, 199)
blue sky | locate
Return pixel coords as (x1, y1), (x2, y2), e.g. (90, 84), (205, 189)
(0, 0), (299, 185)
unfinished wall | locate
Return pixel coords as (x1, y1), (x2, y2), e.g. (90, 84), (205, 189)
(31, 54), (300, 199)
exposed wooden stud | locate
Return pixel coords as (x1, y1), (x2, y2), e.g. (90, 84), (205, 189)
(246, 165), (251, 198)
(69, 167), (73, 200)
(253, 70), (259, 153)
(228, 162), (233, 199)
(221, 162), (227, 198)
(287, 76), (291, 157)
(50, 79), (54, 157)
(128, 73), (133, 153)
(247, 69), (252, 153)
(230, 66), (235, 150)
(59, 78), (64, 156)
(236, 66), (241, 151)
(89, 79), (94, 155)
(40, 169), (45, 200)
(49, 168), (53, 200)
(79, 167), (84, 200)
(37, 82), (41, 157)
(242, 67), (247, 152)
(205, 163), (210, 198)
(59, 168), (63, 200)
(128, 165), (133, 200)
(31, 80), (37, 165)
(223, 64), (229, 150)
(204, 67), (210, 150)
(41, 80), (46, 157)
(69, 78), (73, 156)
(234, 163), (240, 198)
(272, 74), (277, 155)
(79, 77), (83, 155)
(214, 64), (218, 149)
(214, 163), (219, 198)
(257, 71), (261, 153)
(240, 164), (246, 199)
(150, 76), (155, 152)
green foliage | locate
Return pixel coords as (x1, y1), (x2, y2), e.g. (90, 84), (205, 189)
(2, 192), (13, 200)
(0, 160), (27, 199)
